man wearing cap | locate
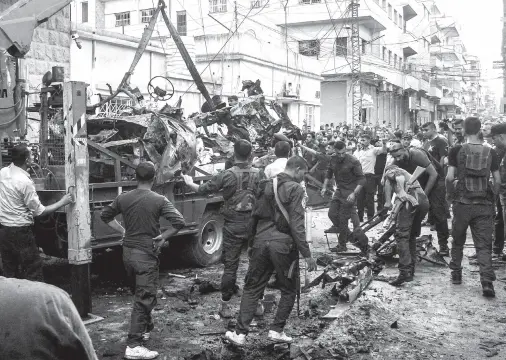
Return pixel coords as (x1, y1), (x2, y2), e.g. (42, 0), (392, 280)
(101, 162), (186, 360)
(354, 133), (387, 222)
(401, 133), (413, 149)
(389, 140), (451, 256)
(182, 140), (263, 319)
(447, 117), (500, 297)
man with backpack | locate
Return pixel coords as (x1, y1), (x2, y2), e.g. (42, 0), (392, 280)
(224, 156), (317, 346)
(182, 139), (262, 318)
(447, 117), (501, 297)
(389, 141), (451, 256)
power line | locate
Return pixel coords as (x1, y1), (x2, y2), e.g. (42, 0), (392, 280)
(176, 0), (270, 101)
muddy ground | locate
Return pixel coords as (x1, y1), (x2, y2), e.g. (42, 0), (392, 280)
(44, 210), (506, 359)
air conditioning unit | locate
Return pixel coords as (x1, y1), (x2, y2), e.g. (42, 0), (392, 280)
(283, 81), (299, 97)
(379, 82), (388, 92)
(396, 88), (403, 96)
(315, 90), (321, 99)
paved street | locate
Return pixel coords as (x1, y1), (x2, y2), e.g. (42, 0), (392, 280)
(60, 210), (506, 360)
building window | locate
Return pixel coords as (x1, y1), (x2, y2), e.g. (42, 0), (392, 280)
(361, 39), (366, 54)
(115, 11), (130, 27)
(394, 10), (398, 25)
(141, 8), (155, 23)
(81, 2), (88, 23)
(388, 50), (392, 64)
(209, 0), (227, 13)
(335, 37), (347, 56)
(399, 57), (402, 70)
(251, 0), (267, 7)
(399, 14), (403, 29)
(305, 105), (315, 129)
(299, 40), (320, 57)
(394, 54), (397, 68)
(382, 46), (387, 61)
(388, 4), (392, 19)
(177, 11), (187, 36)
(382, 0), (386, 11)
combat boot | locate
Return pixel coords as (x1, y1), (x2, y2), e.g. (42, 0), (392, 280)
(482, 282), (496, 298)
(389, 271), (413, 286)
(219, 299), (233, 318)
(451, 270), (462, 285)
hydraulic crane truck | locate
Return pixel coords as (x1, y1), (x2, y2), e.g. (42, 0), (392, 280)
(0, 0), (225, 267)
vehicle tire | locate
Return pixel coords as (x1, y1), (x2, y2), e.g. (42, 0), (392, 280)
(181, 210), (224, 267)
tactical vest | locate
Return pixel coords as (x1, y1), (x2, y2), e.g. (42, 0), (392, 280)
(456, 143), (492, 201)
(223, 166), (260, 216)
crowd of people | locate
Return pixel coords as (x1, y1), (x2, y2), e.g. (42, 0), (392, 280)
(1, 113), (506, 359)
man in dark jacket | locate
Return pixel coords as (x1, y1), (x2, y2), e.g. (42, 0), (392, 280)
(182, 140), (263, 318)
(447, 117), (500, 297)
(224, 156), (317, 346)
(321, 141), (366, 252)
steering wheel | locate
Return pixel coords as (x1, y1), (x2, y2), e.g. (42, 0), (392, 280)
(147, 76), (175, 101)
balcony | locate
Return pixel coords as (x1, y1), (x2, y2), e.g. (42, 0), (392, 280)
(430, 23), (441, 44)
(435, 18), (460, 38)
(402, 3), (417, 21)
(431, 45), (459, 62)
(400, 33), (418, 58)
(440, 96), (463, 108)
(278, 2), (386, 31)
(429, 84), (442, 99)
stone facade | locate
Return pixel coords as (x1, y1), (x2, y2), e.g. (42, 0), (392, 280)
(0, 1), (71, 141)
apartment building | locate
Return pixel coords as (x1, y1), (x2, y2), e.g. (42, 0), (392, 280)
(255, 0), (436, 129)
(72, 0), (323, 130)
(429, 3), (481, 120)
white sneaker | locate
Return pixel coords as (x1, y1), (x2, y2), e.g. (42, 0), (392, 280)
(124, 346), (159, 359)
(268, 330), (293, 343)
(224, 330), (246, 346)
(142, 332), (150, 341)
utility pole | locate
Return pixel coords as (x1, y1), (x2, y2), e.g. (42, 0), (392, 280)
(234, 1), (238, 33)
(284, 0), (289, 77)
(350, 0), (362, 125)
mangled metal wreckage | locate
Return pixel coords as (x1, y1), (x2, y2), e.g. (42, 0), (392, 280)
(86, 89), (302, 184)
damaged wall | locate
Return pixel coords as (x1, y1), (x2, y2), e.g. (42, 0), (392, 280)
(0, 1), (71, 142)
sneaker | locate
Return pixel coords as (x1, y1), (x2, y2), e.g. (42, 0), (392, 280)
(124, 346), (159, 359)
(142, 332), (150, 341)
(268, 330), (293, 343)
(224, 331), (246, 346)
(451, 271), (462, 285)
(482, 282), (496, 298)
(255, 301), (265, 317)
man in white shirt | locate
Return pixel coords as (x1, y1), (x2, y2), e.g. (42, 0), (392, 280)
(0, 144), (73, 281)
(264, 141), (291, 179)
(354, 133), (387, 222)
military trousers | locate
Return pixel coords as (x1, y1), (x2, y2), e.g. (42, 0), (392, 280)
(236, 238), (297, 335)
(221, 216), (250, 301)
(449, 203), (495, 283)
